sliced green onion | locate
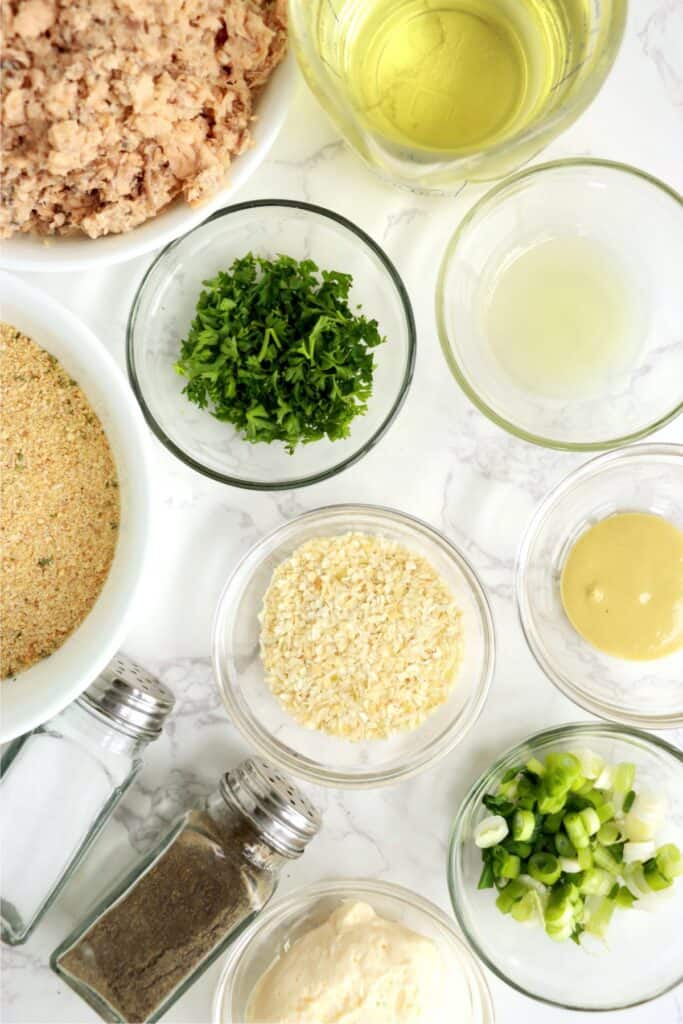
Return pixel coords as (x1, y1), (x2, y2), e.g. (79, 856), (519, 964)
(622, 789), (637, 814)
(579, 868), (614, 896)
(593, 765), (613, 790)
(512, 809), (536, 842)
(494, 850), (521, 879)
(537, 788), (568, 815)
(584, 895), (615, 937)
(564, 812), (590, 849)
(496, 878), (527, 913)
(503, 840), (532, 859)
(623, 862), (650, 899)
(593, 844), (620, 874)
(615, 885), (636, 908)
(554, 832), (576, 858)
(515, 775), (538, 810)
(482, 793), (515, 817)
(572, 748), (605, 780)
(542, 810), (564, 834)
(477, 860), (495, 889)
(579, 807), (601, 836)
(510, 890), (540, 923)
(475, 747), (680, 949)
(544, 753), (581, 796)
(597, 821), (621, 846)
(656, 843), (683, 880)
(596, 800), (616, 824)
(475, 815), (509, 848)
(529, 852), (562, 885)
(643, 858), (672, 892)
(613, 762), (636, 794)
(623, 840), (655, 864)
(578, 846), (594, 870)
(623, 791), (667, 842)
(501, 765), (525, 785)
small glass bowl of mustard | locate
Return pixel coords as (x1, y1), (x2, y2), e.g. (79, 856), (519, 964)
(516, 444), (683, 729)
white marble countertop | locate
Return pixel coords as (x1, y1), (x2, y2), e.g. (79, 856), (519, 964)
(3, 2), (683, 1022)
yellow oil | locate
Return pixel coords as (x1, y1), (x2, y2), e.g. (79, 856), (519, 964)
(485, 236), (641, 399)
(330, 0), (571, 153)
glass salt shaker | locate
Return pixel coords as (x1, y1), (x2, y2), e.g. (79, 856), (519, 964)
(51, 757), (322, 1024)
(0, 654), (174, 945)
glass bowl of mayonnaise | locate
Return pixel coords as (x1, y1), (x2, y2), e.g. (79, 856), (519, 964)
(212, 879), (494, 1024)
(517, 444), (683, 728)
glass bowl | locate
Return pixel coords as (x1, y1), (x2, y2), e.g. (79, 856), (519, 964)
(436, 160), (683, 449)
(212, 879), (495, 1024)
(127, 201), (415, 489)
(448, 723), (683, 1012)
(517, 444), (683, 728)
(289, 0), (626, 190)
(212, 504), (495, 788)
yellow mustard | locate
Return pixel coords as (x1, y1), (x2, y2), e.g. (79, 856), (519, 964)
(560, 512), (683, 661)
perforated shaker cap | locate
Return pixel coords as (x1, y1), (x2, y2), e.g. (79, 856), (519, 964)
(220, 757), (322, 859)
(77, 653), (175, 741)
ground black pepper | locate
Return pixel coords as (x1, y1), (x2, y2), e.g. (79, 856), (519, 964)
(52, 758), (321, 1024)
(57, 809), (275, 1023)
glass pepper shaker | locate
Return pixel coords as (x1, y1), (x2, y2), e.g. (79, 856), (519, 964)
(51, 757), (322, 1024)
(0, 654), (174, 946)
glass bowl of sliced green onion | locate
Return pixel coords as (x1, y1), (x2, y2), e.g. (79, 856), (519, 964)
(448, 723), (683, 1011)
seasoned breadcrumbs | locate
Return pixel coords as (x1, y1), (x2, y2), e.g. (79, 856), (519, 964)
(0, 324), (119, 678)
(259, 533), (464, 741)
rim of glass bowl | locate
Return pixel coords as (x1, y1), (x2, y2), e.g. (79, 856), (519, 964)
(211, 503), (496, 788)
(126, 199), (417, 490)
(447, 721), (683, 1012)
(435, 158), (683, 451)
(212, 878), (496, 1024)
(516, 442), (683, 729)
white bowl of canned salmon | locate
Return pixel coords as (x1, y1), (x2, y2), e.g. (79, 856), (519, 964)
(212, 504), (495, 788)
(0, 273), (150, 741)
(0, 2), (294, 272)
(212, 879), (495, 1024)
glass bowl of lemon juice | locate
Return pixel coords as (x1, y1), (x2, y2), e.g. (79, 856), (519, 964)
(436, 159), (683, 450)
(288, 0), (626, 190)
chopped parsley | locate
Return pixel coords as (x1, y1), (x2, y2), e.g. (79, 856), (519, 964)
(174, 253), (385, 453)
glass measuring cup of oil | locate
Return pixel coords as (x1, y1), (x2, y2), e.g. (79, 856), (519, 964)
(289, 0), (627, 191)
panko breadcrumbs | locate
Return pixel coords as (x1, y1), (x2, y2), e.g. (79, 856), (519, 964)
(0, 0), (286, 239)
(0, 324), (119, 678)
(259, 533), (464, 741)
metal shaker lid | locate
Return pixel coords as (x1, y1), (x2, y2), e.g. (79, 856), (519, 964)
(77, 654), (175, 741)
(220, 757), (321, 859)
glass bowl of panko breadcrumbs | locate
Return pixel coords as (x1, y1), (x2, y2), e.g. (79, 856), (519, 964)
(212, 504), (495, 788)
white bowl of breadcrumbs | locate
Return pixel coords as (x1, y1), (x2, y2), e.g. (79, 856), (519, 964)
(0, 273), (150, 741)
(212, 505), (495, 788)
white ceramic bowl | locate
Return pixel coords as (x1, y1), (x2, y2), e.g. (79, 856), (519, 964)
(0, 273), (150, 741)
(0, 55), (295, 273)
(213, 879), (495, 1024)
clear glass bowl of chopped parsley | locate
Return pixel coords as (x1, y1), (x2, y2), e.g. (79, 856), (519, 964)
(448, 723), (683, 1011)
(127, 201), (415, 489)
